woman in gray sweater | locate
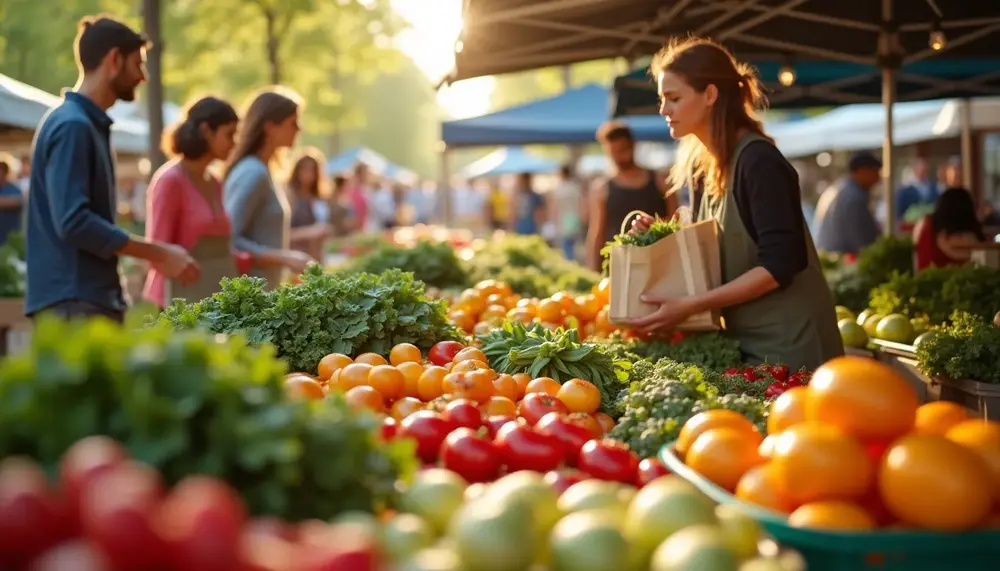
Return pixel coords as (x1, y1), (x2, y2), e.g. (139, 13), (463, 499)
(223, 87), (314, 288)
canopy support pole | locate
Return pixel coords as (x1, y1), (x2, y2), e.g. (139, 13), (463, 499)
(879, 0), (899, 236)
(960, 98), (974, 188)
(438, 143), (453, 226)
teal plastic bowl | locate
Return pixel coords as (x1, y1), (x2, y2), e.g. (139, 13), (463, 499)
(659, 443), (1000, 571)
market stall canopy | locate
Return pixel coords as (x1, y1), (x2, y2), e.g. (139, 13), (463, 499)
(447, 1), (1000, 83)
(613, 58), (1000, 116)
(459, 147), (560, 179)
(441, 84), (670, 147)
(325, 146), (417, 185)
(0, 73), (152, 155)
(769, 97), (1000, 159)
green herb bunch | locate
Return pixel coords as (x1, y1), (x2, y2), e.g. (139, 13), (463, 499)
(477, 321), (630, 415)
(0, 317), (414, 521)
(608, 358), (768, 459)
(916, 311), (1000, 384)
(826, 235), (914, 311)
(156, 266), (462, 373)
(870, 265), (1000, 325)
(0, 230), (25, 298)
(596, 331), (743, 372)
(599, 216), (681, 272)
(344, 239), (470, 289)
(465, 235), (600, 296)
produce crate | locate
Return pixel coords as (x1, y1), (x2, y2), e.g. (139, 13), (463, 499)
(870, 339), (916, 359)
(844, 346), (877, 359)
(893, 356), (939, 404)
(659, 443), (1000, 571)
(934, 376), (1000, 421)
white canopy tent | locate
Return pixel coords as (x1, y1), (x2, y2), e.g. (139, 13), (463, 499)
(770, 97), (1000, 159)
(0, 73), (149, 155)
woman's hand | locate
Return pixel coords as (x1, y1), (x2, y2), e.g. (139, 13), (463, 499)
(630, 214), (654, 235)
(282, 250), (316, 274)
(625, 293), (702, 333)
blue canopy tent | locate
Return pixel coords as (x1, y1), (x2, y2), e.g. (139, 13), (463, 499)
(459, 147), (559, 179)
(612, 59), (1000, 117)
(441, 84), (671, 147)
(325, 146), (392, 176)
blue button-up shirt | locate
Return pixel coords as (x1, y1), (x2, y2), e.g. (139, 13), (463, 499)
(24, 92), (130, 316)
(813, 178), (881, 255)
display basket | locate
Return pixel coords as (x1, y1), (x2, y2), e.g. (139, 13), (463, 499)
(658, 442), (1000, 571)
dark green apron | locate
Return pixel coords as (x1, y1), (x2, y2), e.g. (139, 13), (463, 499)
(698, 133), (843, 371)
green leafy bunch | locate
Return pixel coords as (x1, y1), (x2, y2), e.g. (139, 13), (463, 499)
(343, 239), (470, 289)
(608, 358), (768, 459)
(0, 316), (415, 521)
(870, 265), (1000, 325)
(0, 230), (25, 298)
(477, 321), (630, 415)
(916, 310), (1000, 384)
(465, 235), (601, 296)
(826, 235), (914, 311)
(599, 216), (681, 272)
(596, 331), (743, 372)
(156, 266), (462, 373)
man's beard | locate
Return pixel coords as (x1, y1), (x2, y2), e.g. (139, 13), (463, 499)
(112, 72), (138, 102)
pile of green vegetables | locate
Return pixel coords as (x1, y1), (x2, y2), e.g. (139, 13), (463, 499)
(600, 216), (681, 271)
(609, 357), (769, 459)
(826, 235), (914, 311)
(916, 311), (1000, 384)
(477, 321), (629, 415)
(0, 317), (414, 521)
(465, 235), (601, 297)
(0, 230), (25, 298)
(156, 266), (462, 373)
(597, 331), (743, 372)
(342, 239), (470, 289)
(869, 265), (1000, 325)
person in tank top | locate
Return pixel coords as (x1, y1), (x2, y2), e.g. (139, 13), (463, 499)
(625, 37), (843, 372)
(585, 121), (676, 271)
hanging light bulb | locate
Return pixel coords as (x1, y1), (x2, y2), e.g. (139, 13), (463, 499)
(929, 19), (946, 50)
(778, 63), (796, 87)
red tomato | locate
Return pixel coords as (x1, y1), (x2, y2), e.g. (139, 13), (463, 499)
(399, 411), (452, 463)
(80, 462), (167, 570)
(428, 341), (465, 366)
(485, 415), (517, 438)
(635, 458), (670, 487)
(535, 412), (594, 466)
(294, 521), (381, 571)
(518, 392), (569, 426)
(21, 540), (112, 571)
(246, 516), (298, 542)
(442, 399), (483, 431)
(865, 440), (891, 465)
(59, 436), (126, 531)
(0, 458), (70, 567)
(380, 417), (398, 441)
(543, 469), (590, 496)
(440, 428), (503, 483)
(494, 423), (563, 473)
(577, 440), (640, 484)
(158, 476), (247, 571)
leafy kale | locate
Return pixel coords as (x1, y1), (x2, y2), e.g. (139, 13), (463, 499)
(917, 311), (1000, 384)
(342, 239), (470, 289)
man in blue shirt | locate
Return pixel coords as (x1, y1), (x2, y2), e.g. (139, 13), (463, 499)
(26, 15), (199, 323)
(0, 156), (24, 246)
(895, 158), (940, 228)
(813, 152), (883, 255)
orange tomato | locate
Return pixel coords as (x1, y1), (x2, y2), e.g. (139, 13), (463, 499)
(425, 394), (457, 413)
(767, 386), (808, 434)
(396, 361), (425, 398)
(525, 377), (561, 397)
(945, 420), (1000, 503)
(574, 294), (602, 322)
(368, 365), (405, 402)
(442, 370), (495, 404)
(338, 363), (373, 391)
(451, 359), (490, 375)
(592, 277), (611, 305)
(344, 386), (385, 413)
(416, 366), (448, 402)
(735, 464), (794, 513)
(317, 353), (352, 382)
(390, 397), (425, 421)
(389, 343), (422, 366)
(594, 412), (616, 435)
(327, 369), (344, 392)
(536, 299), (564, 323)
(788, 501), (876, 531)
(676, 410), (760, 460)
(806, 356), (918, 441)
(769, 424), (873, 506)
(878, 434), (993, 531)
(480, 304), (508, 322)
(511, 373), (531, 400)
(914, 401), (970, 435)
(485, 293), (506, 307)
(354, 352), (389, 367)
(492, 374), (519, 401)
(453, 347), (488, 365)
(566, 412), (604, 437)
(481, 396), (517, 417)
(758, 434), (779, 459)
(506, 307), (535, 325)
(685, 427), (765, 491)
(593, 308), (614, 334)
(284, 376), (326, 400)
(475, 279), (511, 298)
(455, 290), (487, 316)
(449, 310), (477, 332)
(556, 379), (601, 414)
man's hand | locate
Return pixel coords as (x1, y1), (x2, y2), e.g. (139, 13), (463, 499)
(153, 243), (201, 285)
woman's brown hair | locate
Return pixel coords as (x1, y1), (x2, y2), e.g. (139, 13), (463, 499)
(223, 86), (302, 179)
(286, 147), (328, 199)
(163, 96), (238, 159)
(651, 37), (770, 197)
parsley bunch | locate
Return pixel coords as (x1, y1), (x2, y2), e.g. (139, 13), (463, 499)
(917, 311), (1000, 384)
(344, 239), (470, 289)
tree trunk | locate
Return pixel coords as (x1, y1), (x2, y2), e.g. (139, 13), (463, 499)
(142, 0), (166, 173)
(264, 8), (281, 84)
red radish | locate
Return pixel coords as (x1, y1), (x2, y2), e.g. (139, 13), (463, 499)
(59, 436), (126, 532)
(157, 476), (247, 571)
(0, 457), (70, 567)
(25, 540), (111, 571)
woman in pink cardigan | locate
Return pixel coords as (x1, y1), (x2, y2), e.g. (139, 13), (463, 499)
(142, 96), (250, 308)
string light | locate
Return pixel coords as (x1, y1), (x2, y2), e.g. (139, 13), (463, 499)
(929, 18), (946, 50)
(778, 63), (796, 87)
